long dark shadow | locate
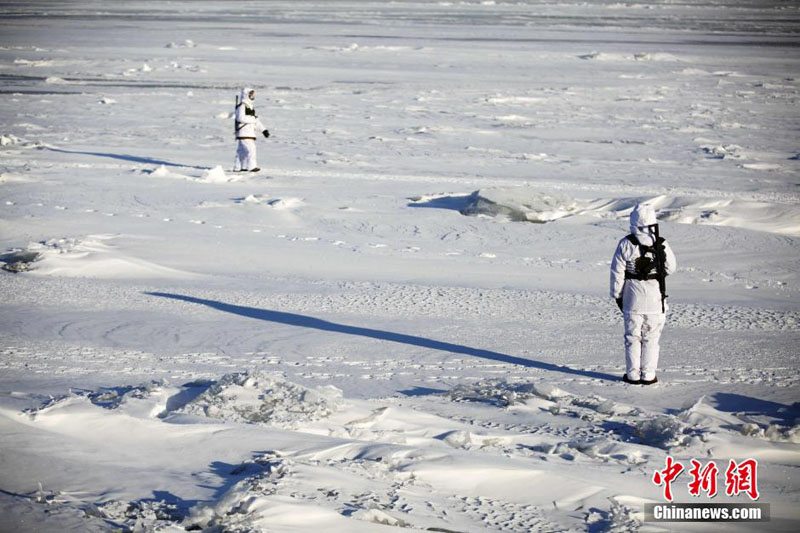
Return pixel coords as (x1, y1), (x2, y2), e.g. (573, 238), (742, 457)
(146, 292), (618, 382)
(41, 146), (209, 170)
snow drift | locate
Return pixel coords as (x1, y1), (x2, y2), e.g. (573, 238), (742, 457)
(456, 188), (800, 236)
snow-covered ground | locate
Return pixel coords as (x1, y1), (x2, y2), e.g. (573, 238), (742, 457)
(1, 1), (798, 531)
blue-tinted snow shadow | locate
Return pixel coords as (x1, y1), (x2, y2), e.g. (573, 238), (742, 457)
(708, 393), (800, 426)
(40, 146), (209, 170)
(145, 292), (618, 382)
(407, 194), (473, 212)
(398, 386), (449, 397)
(130, 455), (280, 521)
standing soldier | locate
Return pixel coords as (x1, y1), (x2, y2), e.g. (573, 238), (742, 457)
(610, 204), (676, 385)
(234, 87), (269, 172)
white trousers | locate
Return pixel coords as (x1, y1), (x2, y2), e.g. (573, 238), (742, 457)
(234, 139), (257, 171)
(623, 313), (666, 381)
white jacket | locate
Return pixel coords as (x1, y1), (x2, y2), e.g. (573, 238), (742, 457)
(235, 87), (265, 139)
(610, 226), (676, 314)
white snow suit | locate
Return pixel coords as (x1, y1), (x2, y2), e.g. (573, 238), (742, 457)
(234, 87), (266, 171)
(610, 204), (677, 381)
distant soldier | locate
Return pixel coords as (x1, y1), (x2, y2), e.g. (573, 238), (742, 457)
(610, 204), (676, 385)
(234, 87), (269, 172)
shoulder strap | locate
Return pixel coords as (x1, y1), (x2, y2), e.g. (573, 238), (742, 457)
(626, 234), (653, 259)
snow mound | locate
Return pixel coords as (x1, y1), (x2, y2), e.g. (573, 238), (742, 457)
(198, 165), (233, 183)
(447, 378), (568, 406)
(140, 164), (186, 179)
(235, 194), (269, 204)
(178, 371), (344, 427)
(12, 235), (197, 279)
(460, 187), (800, 236)
(267, 197), (303, 210)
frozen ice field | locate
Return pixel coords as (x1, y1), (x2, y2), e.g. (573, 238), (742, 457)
(0, 1), (799, 531)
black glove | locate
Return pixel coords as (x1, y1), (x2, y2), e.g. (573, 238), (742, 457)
(616, 297), (624, 312)
(262, 130), (270, 138)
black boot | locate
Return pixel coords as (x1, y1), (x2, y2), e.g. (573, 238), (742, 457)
(622, 374), (641, 385)
(640, 376), (659, 385)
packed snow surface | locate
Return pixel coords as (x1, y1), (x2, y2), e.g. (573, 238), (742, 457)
(1, 1), (799, 532)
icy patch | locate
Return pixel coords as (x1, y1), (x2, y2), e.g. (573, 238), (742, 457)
(460, 189), (579, 223)
(741, 423), (800, 443)
(165, 39), (196, 48)
(231, 194), (302, 210)
(0, 249), (41, 273)
(579, 52), (679, 62)
(0, 172), (36, 183)
(485, 95), (544, 105)
(701, 144), (745, 159)
(1, 134), (24, 146)
(741, 163), (782, 171)
(13, 58), (54, 67)
(635, 415), (691, 449)
(177, 371), (344, 427)
(681, 396), (800, 444)
(458, 187), (800, 236)
(352, 508), (414, 527)
(30, 380), (167, 415)
(447, 379), (568, 407)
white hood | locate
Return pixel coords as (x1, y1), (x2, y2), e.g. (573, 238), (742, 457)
(239, 87), (254, 108)
(630, 204), (657, 246)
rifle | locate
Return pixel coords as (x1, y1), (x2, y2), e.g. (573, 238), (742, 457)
(651, 223), (668, 312)
(234, 95), (239, 135)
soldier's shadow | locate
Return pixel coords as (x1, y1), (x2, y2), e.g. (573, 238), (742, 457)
(40, 146), (209, 170)
(146, 292), (618, 382)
